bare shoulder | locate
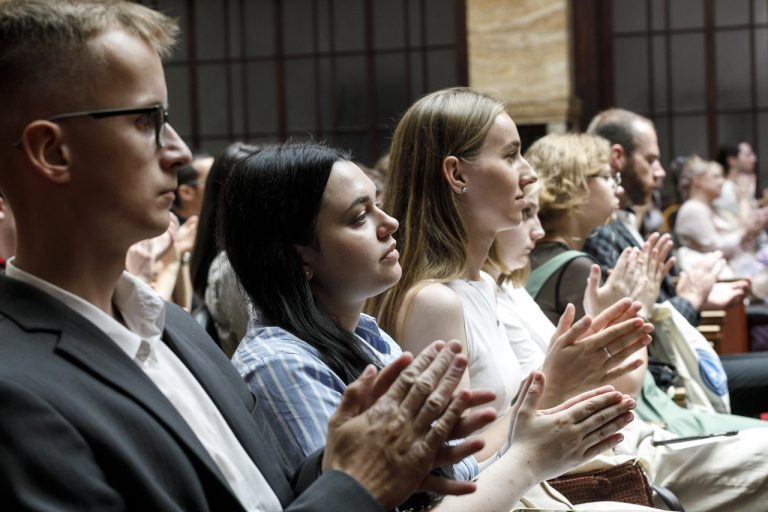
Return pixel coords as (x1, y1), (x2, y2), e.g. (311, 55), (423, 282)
(396, 281), (467, 354)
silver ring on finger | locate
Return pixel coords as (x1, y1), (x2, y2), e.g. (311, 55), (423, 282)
(603, 346), (613, 359)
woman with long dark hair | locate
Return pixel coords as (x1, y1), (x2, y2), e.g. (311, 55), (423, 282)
(220, 141), (646, 510)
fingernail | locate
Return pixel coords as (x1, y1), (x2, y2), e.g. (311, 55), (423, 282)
(362, 365), (375, 378)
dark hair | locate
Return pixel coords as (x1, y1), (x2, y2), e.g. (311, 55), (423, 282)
(190, 143), (260, 298)
(220, 142), (381, 384)
(173, 164), (199, 208)
(717, 142), (741, 170)
(586, 108), (651, 158)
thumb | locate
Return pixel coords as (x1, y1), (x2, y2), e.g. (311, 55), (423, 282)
(331, 364), (376, 425)
(518, 371), (546, 415)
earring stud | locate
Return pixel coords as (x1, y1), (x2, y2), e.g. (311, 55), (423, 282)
(461, 186), (468, 193)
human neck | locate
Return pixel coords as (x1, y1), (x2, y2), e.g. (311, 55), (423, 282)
(463, 228), (495, 281)
(316, 295), (363, 334)
(13, 235), (127, 317)
(541, 216), (588, 250)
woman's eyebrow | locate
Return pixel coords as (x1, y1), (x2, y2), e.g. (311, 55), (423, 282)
(345, 195), (370, 213)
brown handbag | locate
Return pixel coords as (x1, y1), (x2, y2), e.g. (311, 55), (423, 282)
(547, 460), (654, 506)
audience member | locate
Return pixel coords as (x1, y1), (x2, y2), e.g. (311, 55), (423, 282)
(585, 109), (768, 419)
(0, 1), (498, 509)
(714, 141), (768, 223)
(527, 132), (766, 432)
(173, 153), (214, 223)
(675, 155), (768, 298)
(223, 141), (650, 511)
(190, 142), (257, 356)
(488, 185), (768, 511)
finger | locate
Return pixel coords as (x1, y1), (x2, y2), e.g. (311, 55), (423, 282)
(412, 352), (469, 431)
(568, 390), (625, 424)
(605, 329), (653, 363)
(386, 340), (446, 403)
(577, 395), (635, 432)
(583, 432), (626, 460)
(642, 232), (660, 255)
(604, 356), (647, 381)
(584, 266), (601, 312)
(418, 473), (477, 497)
(514, 371), (546, 416)
(330, 365), (378, 426)
(432, 436), (487, 467)
(539, 385), (616, 415)
(449, 407), (498, 439)
(553, 305), (589, 348)
(710, 257), (727, 277)
(582, 407), (636, 452)
(587, 298), (636, 338)
(612, 247), (632, 277)
(598, 320), (652, 366)
(365, 353), (414, 409)
(423, 387), (474, 452)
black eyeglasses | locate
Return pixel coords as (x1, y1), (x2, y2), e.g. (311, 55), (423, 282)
(14, 104), (168, 149)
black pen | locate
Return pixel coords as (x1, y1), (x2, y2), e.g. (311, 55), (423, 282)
(651, 430), (739, 446)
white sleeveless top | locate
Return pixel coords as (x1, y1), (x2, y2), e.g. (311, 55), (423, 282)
(497, 280), (555, 376)
(447, 273), (522, 414)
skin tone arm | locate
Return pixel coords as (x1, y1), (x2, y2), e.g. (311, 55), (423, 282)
(397, 283), (512, 461)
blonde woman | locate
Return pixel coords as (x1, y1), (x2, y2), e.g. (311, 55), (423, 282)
(368, 89), (655, 507)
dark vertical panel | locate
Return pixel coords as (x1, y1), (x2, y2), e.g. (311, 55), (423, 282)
(246, 62), (279, 133)
(614, 37), (650, 113)
(185, 0), (200, 149)
(716, 31), (752, 109)
(670, 33), (706, 112)
(714, 0), (750, 26)
(673, 115), (708, 157)
(197, 65), (229, 136)
(669, 0), (704, 28)
(373, 1), (404, 49)
(283, 0), (314, 55)
(403, 0), (413, 102)
(664, 0), (674, 157)
(312, 0), (323, 134)
(704, 0), (718, 157)
(238, 0), (250, 138)
(274, 0), (287, 140)
(329, 0), (338, 131)
(285, 59), (317, 132)
(420, 0), (429, 90)
(571, 0), (614, 129)
(223, 0), (234, 140)
(757, 28), (768, 107)
(613, 0), (646, 32)
(195, 0), (225, 59)
(364, 0), (378, 162)
(646, 0), (656, 114)
(454, 0), (468, 85)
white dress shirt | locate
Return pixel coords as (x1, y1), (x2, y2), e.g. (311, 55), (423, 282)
(6, 260), (282, 512)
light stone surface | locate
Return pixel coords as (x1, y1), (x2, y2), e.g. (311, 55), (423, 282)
(467, 0), (578, 125)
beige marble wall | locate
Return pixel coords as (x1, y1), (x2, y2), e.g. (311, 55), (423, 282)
(467, 0), (578, 127)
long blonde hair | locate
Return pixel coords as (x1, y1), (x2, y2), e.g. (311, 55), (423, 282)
(367, 87), (506, 335)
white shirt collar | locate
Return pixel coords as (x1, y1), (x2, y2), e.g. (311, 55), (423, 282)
(6, 259), (166, 363)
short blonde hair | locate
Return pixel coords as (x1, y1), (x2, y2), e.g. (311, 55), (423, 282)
(525, 133), (611, 232)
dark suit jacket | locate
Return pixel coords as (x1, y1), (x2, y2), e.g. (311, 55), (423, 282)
(0, 275), (382, 511)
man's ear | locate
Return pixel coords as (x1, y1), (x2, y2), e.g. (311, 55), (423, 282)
(178, 184), (195, 204)
(442, 155), (468, 194)
(609, 143), (626, 173)
(20, 121), (71, 184)
(0, 197), (7, 221)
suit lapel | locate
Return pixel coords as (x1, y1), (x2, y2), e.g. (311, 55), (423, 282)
(0, 276), (235, 497)
(162, 312), (295, 506)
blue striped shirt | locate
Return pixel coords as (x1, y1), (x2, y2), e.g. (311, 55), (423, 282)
(233, 313), (479, 481)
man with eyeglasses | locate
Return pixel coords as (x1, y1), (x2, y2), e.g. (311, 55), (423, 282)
(0, 1), (493, 510)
